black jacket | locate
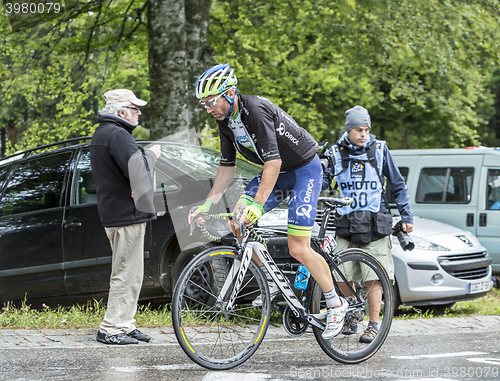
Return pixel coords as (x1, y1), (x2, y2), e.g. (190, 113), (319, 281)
(90, 114), (157, 227)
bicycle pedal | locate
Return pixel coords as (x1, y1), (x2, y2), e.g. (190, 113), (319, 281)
(312, 308), (327, 320)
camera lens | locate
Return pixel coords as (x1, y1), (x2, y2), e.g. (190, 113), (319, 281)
(393, 221), (415, 251)
(396, 231), (415, 251)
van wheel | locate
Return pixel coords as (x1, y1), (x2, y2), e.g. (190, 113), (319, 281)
(171, 243), (217, 293)
(171, 243), (227, 305)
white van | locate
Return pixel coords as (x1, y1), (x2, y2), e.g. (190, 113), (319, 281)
(390, 147), (500, 275)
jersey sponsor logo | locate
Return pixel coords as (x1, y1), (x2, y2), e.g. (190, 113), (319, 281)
(304, 179), (315, 203)
(236, 135), (250, 145)
(350, 162), (365, 178)
(276, 123), (300, 145)
(297, 204), (313, 218)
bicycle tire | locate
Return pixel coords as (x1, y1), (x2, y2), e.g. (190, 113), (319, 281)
(310, 248), (393, 363)
(172, 246), (271, 370)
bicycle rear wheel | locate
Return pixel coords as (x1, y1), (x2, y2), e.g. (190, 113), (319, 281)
(311, 249), (393, 363)
(171, 246), (271, 370)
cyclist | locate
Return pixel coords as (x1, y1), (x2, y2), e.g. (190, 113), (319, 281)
(322, 105), (413, 343)
(189, 63), (347, 339)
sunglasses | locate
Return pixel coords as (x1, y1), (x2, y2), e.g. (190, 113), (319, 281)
(200, 93), (225, 109)
(123, 106), (141, 113)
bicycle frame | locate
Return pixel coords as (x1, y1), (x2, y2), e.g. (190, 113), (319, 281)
(218, 228), (363, 332)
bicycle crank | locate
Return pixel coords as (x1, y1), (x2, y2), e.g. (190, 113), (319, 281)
(283, 306), (309, 337)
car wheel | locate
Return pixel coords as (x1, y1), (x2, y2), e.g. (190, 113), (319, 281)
(393, 280), (401, 314)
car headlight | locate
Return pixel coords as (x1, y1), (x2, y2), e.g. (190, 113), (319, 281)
(410, 236), (450, 251)
(392, 235), (449, 251)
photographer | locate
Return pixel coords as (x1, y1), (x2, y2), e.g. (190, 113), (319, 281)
(322, 105), (413, 343)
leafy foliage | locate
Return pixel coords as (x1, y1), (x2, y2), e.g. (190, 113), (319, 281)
(1, 0), (500, 152)
(0, 0), (149, 152)
(209, 0), (500, 148)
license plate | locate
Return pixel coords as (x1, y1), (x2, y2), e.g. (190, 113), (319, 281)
(468, 280), (492, 294)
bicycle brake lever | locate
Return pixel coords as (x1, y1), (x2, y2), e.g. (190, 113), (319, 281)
(188, 207), (198, 236)
(240, 223), (247, 237)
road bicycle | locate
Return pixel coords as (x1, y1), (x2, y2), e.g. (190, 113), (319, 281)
(171, 197), (393, 370)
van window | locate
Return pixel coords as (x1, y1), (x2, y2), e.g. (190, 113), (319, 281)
(416, 167), (474, 204)
(72, 149), (179, 206)
(487, 169), (500, 210)
(386, 167), (409, 204)
(73, 149), (96, 205)
(0, 164), (13, 194)
(0, 152), (72, 216)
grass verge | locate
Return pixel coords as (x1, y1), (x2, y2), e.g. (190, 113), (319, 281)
(394, 286), (500, 319)
(0, 288), (498, 330)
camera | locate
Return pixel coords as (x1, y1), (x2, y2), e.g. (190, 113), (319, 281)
(392, 221), (415, 251)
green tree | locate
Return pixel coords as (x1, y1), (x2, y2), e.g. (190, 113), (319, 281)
(0, 0), (211, 153)
(209, 0), (500, 149)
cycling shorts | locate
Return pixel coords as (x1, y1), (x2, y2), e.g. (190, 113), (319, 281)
(242, 155), (322, 236)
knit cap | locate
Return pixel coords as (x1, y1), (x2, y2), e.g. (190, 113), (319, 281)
(345, 105), (371, 132)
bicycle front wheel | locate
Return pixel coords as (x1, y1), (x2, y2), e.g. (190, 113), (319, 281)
(311, 249), (393, 364)
(171, 246), (271, 370)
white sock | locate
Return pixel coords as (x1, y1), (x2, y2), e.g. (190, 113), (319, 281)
(324, 288), (341, 308)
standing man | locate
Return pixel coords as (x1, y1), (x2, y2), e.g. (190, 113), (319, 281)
(189, 63), (347, 339)
(324, 105), (413, 343)
(91, 89), (161, 345)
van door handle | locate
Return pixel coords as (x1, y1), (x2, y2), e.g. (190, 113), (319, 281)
(466, 213), (474, 227)
(64, 222), (82, 229)
(479, 213), (487, 227)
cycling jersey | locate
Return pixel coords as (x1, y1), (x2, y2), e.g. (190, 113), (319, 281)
(217, 94), (318, 172)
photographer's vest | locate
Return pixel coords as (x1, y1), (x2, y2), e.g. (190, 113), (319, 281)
(332, 141), (385, 215)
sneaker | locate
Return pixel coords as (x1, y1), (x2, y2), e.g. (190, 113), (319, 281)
(341, 319), (357, 335)
(341, 309), (363, 335)
(252, 281), (280, 307)
(322, 297), (348, 339)
(96, 330), (139, 345)
(359, 326), (378, 343)
(128, 329), (151, 342)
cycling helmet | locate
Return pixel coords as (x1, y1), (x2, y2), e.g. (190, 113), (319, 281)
(195, 63), (238, 99)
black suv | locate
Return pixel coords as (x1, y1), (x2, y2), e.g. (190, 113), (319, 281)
(0, 138), (260, 307)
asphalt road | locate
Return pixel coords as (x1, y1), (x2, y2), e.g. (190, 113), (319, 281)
(0, 316), (499, 380)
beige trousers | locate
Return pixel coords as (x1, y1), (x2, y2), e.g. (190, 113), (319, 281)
(99, 222), (146, 336)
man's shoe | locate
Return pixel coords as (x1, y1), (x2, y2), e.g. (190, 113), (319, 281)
(341, 309), (363, 335)
(359, 326), (378, 343)
(322, 297), (348, 339)
(96, 330), (139, 345)
(341, 320), (357, 335)
(128, 329), (151, 342)
(252, 281), (280, 307)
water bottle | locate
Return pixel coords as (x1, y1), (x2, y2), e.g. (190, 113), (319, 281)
(294, 264), (310, 290)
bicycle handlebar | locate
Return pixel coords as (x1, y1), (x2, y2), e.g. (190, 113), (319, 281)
(190, 212), (270, 245)
(190, 197), (353, 244)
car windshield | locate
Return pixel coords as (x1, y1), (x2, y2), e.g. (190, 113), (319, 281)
(138, 142), (262, 180)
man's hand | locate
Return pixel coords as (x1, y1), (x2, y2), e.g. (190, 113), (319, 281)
(188, 199), (213, 224)
(402, 223), (413, 233)
(240, 201), (265, 226)
(149, 144), (162, 159)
